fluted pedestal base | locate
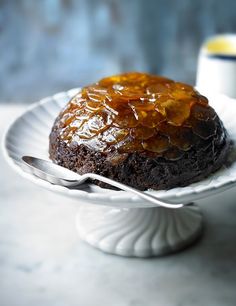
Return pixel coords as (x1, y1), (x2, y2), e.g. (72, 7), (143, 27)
(76, 204), (203, 257)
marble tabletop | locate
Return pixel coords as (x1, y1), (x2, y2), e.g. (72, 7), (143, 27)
(0, 105), (236, 306)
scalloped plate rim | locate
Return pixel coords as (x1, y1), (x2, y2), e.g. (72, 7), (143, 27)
(3, 88), (236, 207)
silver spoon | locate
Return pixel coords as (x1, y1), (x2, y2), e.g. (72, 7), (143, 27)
(22, 155), (185, 209)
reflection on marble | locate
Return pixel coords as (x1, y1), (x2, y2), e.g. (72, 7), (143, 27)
(0, 105), (236, 306)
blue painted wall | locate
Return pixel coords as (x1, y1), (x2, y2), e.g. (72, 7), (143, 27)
(1, 0), (236, 103)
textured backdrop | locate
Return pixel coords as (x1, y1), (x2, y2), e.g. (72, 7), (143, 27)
(1, 0), (236, 103)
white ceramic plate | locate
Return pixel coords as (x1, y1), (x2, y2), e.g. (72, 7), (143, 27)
(3, 89), (236, 208)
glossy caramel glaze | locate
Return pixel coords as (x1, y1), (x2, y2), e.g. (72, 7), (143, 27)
(54, 72), (221, 160)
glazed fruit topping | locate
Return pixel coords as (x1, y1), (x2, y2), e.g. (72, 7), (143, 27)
(57, 72), (218, 159)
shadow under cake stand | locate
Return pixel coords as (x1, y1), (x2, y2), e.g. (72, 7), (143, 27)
(3, 88), (236, 257)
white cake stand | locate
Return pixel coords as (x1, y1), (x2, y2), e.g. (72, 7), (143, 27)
(3, 89), (236, 257)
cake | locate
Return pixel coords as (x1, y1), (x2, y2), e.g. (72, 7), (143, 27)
(49, 72), (230, 190)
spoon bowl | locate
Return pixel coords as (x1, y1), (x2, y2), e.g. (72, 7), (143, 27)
(22, 156), (81, 186)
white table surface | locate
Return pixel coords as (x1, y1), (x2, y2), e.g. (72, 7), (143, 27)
(0, 105), (236, 306)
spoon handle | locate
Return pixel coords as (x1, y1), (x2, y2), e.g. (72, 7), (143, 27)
(82, 173), (184, 209)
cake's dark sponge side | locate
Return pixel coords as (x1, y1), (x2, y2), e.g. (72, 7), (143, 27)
(49, 121), (231, 191)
